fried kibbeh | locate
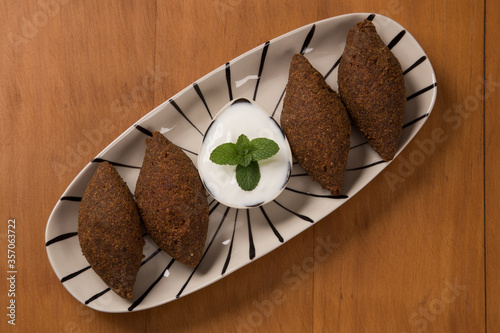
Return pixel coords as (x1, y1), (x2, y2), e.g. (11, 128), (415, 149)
(281, 54), (351, 196)
(135, 131), (209, 267)
(78, 161), (144, 299)
(338, 19), (406, 161)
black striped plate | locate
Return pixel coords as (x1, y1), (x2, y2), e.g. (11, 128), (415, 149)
(45, 13), (437, 313)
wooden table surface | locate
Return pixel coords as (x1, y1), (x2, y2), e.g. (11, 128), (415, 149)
(1, 0), (498, 332)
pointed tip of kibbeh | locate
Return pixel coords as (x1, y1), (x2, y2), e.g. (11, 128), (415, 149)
(338, 19), (406, 161)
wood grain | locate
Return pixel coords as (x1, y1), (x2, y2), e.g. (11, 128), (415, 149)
(486, 0), (500, 331)
(0, 0), (495, 332)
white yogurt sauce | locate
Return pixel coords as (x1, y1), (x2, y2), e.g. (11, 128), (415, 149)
(198, 99), (292, 208)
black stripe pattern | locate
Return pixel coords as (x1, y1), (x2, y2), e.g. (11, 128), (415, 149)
(46, 232), (78, 246)
(253, 41), (270, 101)
(225, 62), (233, 101)
(91, 158), (141, 169)
(169, 99), (204, 135)
(135, 124), (153, 137)
(193, 82), (213, 120)
(407, 83), (437, 101)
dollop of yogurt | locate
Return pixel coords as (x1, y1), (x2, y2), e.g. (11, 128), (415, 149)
(198, 98), (292, 208)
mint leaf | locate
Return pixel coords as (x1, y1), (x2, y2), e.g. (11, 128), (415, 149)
(210, 143), (239, 165)
(237, 153), (252, 167)
(236, 134), (250, 153)
(250, 138), (280, 161)
(236, 161), (260, 191)
(235, 134), (252, 167)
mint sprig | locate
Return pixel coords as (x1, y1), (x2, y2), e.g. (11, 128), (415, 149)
(236, 161), (260, 191)
(210, 134), (279, 191)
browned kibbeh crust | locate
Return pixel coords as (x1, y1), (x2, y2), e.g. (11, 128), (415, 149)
(135, 131), (209, 267)
(338, 19), (406, 161)
(281, 54), (351, 196)
(78, 161), (144, 299)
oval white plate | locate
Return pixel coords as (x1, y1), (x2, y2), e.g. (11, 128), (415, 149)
(45, 13), (437, 313)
